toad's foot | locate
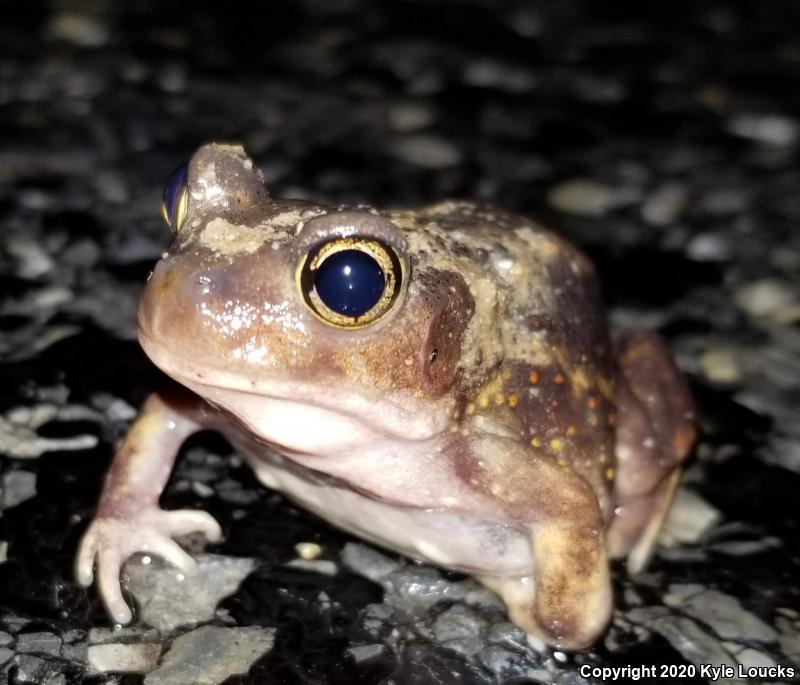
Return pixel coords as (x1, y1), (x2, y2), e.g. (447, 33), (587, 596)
(76, 507), (221, 623)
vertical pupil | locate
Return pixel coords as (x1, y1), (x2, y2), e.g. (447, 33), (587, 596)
(314, 249), (385, 317)
(163, 163), (188, 226)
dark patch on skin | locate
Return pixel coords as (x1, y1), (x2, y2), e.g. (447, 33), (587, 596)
(343, 271), (472, 399)
(417, 269), (474, 394)
(447, 434), (485, 492)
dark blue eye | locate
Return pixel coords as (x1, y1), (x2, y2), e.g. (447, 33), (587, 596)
(315, 249), (385, 317)
(161, 163), (188, 229)
(300, 239), (403, 328)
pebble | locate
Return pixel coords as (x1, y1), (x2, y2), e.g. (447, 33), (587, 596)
(0, 470), (37, 510)
(659, 487), (722, 546)
(626, 607), (739, 678)
(4, 236), (54, 278)
(735, 279), (800, 323)
(727, 113), (799, 147)
(699, 188), (750, 215)
(461, 60), (536, 93)
(686, 231), (734, 262)
(478, 645), (531, 678)
(285, 559), (338, 576)
(709, 537), (782, 556)
(776, 616), (800, 663)
(87, 642), (162, 675)
(47, 12), (111, 47)
(294, 541), (322, 560)
(388, 134), (462, 169)
(0, 416), (98, 460)
(699, 346), (743, 384)
(15, 632), (61, 656)
(547, 179), (640, 217)
(143, 625), (275, 685)
(13, 654), (50, 684)
(387, 103), (436, 132)
(663, 584), (777, 643)
(727, 645), (778, 669)
(341, 542), (401, 582)
(432, 605), (487, 643)
(124, 554), (257, 632)
(346, 644), (387, 662)
(384, 566), (469, 615)
(766, 434), (800, 473)
(641, 182), (687, 226)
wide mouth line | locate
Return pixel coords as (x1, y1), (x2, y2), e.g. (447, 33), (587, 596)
(138, 330), (445, 442)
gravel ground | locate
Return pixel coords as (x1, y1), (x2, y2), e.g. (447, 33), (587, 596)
(1, 1), (799, 683)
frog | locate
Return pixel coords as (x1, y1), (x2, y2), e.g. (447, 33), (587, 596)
(76, 143), (695, 650)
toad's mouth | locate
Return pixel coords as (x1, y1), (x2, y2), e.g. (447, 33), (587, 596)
(138, 330), (452, 450)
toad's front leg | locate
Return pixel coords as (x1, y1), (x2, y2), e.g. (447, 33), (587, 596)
(76, 388), (222, 623)
(467, 435), (612, 650)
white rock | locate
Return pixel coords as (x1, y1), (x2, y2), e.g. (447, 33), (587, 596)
(144, 625), (275, 685)
(735, 279), (799, 322)
(727, 113), (798, 147)
(88, 643), (162, 674)
(660, 487), (722, 546)
(663, 584), (777, 643)
(389, 135), (461, 169)
(547, 179), (640, 217)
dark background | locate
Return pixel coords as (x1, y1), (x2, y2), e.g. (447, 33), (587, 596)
(1, 1), (799, 683)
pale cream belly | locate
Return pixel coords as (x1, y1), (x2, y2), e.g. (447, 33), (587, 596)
(234, 442), (535, 577)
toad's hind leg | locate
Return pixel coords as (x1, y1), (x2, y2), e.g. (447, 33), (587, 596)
(606, 330), (695, 572)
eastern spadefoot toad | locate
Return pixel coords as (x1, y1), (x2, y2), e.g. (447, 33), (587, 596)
(76, 144), (695, 649)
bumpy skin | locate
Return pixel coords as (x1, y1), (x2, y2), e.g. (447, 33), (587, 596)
(77, 144), (695, 649)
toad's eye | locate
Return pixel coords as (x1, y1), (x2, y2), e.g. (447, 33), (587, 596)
(298, 238), (403, 328)
(161, 163), (188, 230)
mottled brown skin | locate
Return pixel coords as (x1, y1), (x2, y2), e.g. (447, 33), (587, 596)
(77, 144), (695, 650)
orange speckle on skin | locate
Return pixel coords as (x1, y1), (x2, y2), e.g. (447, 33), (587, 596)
(528, 370), (539, 384)
(508, 393), (519, 408)
(530, 437), (542, 448)
(566, 425), (577, 436)
(550, 438), (564, 451)
(554, 373), (565, 385)
(550, 399), (559, 409)
(606, 467), (615, 480)
(587, 395), (598, 409)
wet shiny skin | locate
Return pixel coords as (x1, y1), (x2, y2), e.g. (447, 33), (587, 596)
(77, 143), (695, 650)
